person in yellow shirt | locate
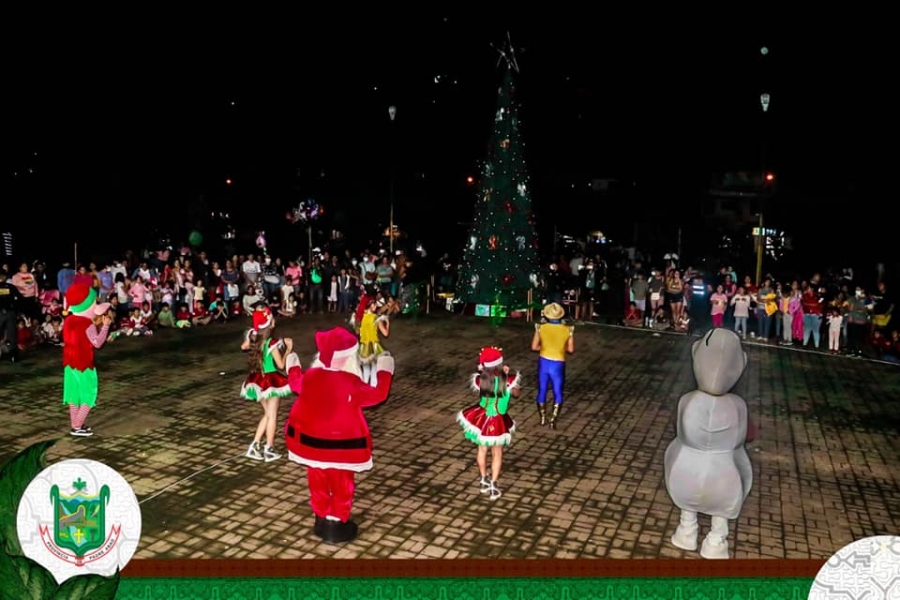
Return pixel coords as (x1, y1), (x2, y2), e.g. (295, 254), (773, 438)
(531, 302), (574, 429)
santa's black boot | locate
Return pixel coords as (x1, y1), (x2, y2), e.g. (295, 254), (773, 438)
(549, 404), (561, 430)
(321, 519), (359, 544)
(313, 515), (326, 538)
(537, 403), (547, 426)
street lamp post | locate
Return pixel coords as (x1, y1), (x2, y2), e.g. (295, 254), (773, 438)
(756, 49), (770, 285)
(755, 212), (764, 286)
(388, 105), (397, 255)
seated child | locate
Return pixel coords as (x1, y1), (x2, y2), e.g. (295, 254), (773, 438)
(157, 302), (176, 327)
(140, 301), (157, 329)
(17, 318), (36, 351)
(623, 302), (643, 328)
(192, 300), (212, 326)
(278, 292), (297, 318)
(209, 295), (228, 323)
(46, 298), (62, 317)
(175, 303), (193, 328)
(127, 307), (153, 336)
(230, 300), (242, 318)
(41, 314), (63, 345)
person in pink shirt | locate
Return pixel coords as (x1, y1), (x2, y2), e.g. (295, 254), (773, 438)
(11, 263), (38, 319)
(128, 276), (149, 309)
(709, 285), (728, 328)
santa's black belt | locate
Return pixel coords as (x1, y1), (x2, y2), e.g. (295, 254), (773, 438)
(287, 426), (367, 449)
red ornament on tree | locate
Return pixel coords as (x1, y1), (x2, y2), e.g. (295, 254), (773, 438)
(501, 273), (515, 285)
(504, 201), (513, 214)
(488, 235), (499, 250)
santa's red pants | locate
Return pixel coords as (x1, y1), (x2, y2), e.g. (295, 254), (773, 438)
(307, 467), (356, 522)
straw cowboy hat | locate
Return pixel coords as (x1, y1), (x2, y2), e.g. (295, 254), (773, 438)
(542, 302), (565, 320)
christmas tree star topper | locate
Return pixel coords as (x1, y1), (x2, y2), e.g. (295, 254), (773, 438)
(491, 32), (520, 73)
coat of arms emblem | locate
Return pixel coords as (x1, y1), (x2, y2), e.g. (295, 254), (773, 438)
(42, 477), (119, 567)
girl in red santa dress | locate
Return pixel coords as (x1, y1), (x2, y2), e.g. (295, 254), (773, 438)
(240, 308), (293, 462)
(456, 347), (521, 500)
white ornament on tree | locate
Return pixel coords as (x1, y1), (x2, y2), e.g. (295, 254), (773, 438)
(495, 107), (505, 121)
(469, 235), (477, 251)
(516, 235), (526, 250)
(529, 273), (539, 287)
(517, 182), (526, 196)
(470, 274), (480, 289)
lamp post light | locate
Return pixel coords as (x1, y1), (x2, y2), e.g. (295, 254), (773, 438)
(388, 105), (397, 255)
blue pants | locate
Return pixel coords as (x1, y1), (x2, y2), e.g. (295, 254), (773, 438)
(536, 357), (565, 406)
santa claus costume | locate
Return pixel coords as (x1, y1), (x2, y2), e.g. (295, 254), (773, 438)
(284, 327), (394, 543)
(240, 309), (294, 461)
(62, 283), (112, 437)
(456, 347), (520, 500)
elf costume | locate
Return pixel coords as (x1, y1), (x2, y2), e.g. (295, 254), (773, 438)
(284, 327), (394, 544)
(62, 283), (111, 437)
(457, 347), (519, 446)
(240, 309), (293, 402)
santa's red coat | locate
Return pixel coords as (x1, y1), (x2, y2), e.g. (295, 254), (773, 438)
(285, 364), (392, 472)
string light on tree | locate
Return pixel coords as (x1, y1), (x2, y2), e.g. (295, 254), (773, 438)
(456, 36), (538, 310)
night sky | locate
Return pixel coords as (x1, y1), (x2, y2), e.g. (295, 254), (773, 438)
(4, 12), (892, 267)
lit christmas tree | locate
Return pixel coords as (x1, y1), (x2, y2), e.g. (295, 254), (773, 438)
(456, 49), (539, 310)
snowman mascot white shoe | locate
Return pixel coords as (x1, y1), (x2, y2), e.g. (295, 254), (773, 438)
(664, 328), (753, 559)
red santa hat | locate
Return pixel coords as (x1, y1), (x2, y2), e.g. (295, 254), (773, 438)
(65, 283), (110, 318)
(252, 308), (273, 331)
(479, 346), (503, 369)
(315, 327), (359, 368)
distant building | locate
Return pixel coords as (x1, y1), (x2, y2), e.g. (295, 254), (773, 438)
(702, 170), (775, 231)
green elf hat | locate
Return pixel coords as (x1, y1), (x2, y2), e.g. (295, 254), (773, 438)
(65, 283), (111, 318)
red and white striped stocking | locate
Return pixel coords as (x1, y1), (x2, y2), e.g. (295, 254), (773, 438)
(71, 405), (92, 429)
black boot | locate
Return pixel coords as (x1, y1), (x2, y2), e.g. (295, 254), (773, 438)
(537, 403), (547, 426)
(549, 404), (561, 430)
(313, 515), (326, 538)
(320, 519), (359, 544)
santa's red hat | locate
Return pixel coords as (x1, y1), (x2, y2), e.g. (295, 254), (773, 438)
(479, 347), (503, 369)
(315, 327), (359, 368)
(252, 308), (273, 331)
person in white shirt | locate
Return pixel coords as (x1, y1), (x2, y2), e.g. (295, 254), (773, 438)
(110, 261), (127, 284)
(730, 287), (752, 339)
(242, 254), (261, 288)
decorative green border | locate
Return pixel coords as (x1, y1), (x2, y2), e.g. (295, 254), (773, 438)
(115, 578), (813, 599)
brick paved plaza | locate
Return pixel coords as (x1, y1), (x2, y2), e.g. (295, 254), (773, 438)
(1, 313), (898, 560)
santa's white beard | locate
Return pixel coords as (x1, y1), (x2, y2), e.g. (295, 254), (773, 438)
(311, 352), (364, 380)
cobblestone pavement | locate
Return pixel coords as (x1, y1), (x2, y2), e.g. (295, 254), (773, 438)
(1, 313), (898, 560)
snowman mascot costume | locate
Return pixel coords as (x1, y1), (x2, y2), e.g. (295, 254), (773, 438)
(284, 327), (395, 543)
(664, 328), (753, 559)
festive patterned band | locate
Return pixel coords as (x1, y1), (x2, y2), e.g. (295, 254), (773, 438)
(70, 288), (97, 314)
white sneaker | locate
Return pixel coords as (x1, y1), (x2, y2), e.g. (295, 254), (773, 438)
(246, 442), (264, 461)
(700, 534), (729, 559)
(263, 446), (282, 462)
(671, 522), (699, 551)
(479, 476), (490, 494)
